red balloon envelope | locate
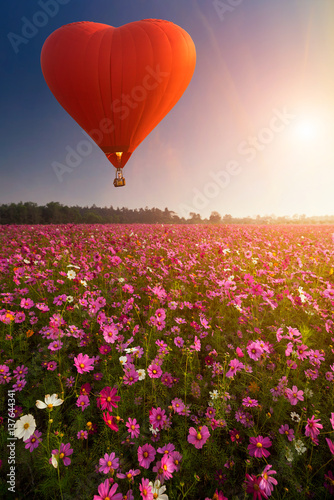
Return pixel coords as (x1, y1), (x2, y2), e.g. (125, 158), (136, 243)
(41, 19), (196, 172)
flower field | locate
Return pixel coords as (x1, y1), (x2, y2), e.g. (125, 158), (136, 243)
(1, 223), (334, 499)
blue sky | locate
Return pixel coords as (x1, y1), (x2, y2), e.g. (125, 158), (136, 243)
(1, 0), (334, 218)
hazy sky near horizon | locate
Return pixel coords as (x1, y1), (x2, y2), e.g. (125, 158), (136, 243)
(1, 0), (334, 218)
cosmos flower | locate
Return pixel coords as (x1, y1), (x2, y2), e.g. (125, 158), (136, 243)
(14, 414), (36, 441)
(248, 436), (272, 458)
(187, 425), (210, 449)
(36, 393), (64, 410)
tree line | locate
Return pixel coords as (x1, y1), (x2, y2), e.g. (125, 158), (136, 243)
(0, 202), (334, 225)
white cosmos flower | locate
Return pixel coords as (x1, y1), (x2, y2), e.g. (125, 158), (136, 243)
(137, 369), (146, 380)
(51, 454), (58, 468)
(118, 278), (125, 283)
(66, 296), (74, 303)
(119, 356), (127, 365)
(67, 270), (76, 280)
(36, 394), (64, 410)
(148, 479), (168, 500)
(14, 414), (36, 441)
(80, 280), (87, 287)
(209, 390), (219, 400)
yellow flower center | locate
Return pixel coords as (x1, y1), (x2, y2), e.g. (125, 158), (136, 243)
(197, 433), (202, 440)
(79, 363), (85, 368)
(59, 453), (64, 459)
(256, 442), (263, 448)
(107, 461), (112, 467)
(47, 404), (53, 409)
(23, 423), (30, 429)
(143, 452), (148, 458)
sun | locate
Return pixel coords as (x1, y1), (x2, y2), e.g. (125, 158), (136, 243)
(293, 119), (318, 140)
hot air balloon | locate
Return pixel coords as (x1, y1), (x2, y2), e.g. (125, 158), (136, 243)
(41, 19), (196, 187)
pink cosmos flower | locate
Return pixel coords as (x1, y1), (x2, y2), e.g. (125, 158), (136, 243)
(138, 443), (156, 469)
(103, 412), (119, 431)
(97, 386), (121, 412)
(74, 353), (95, 374)
(149, 407), (167, 430)
(226, 358), (244, 378)
(126, 417), (140, 439)
(139, 478), (153, 500)
(103, 324), (118, 344)
(325, 438), (334, 455)
(93, 479), (123, 500)
(48, 340), (63, 351)
(259, 464), (277, 496)
(245, 474), (268, 499)
(248, 436), (272, 458)
(187, 425), (210, 449)
(24, 430), (42, 452)
(147, 363), (162, 379)
(77, 430), (88, 440)
(160, 454), (177, 480)
(171, 398), (185, 414)
(98, 452), (120, 474)
(305, 415), (323, 440)
(155, 308), (166, 320)
(330, 412), (334, 430)
(236, 347), (244, 357)
(76, 395), (90, 411)
(52, 443), (73, 466)
(285, 385), (304, 406)
(47, 361), (57, 371)
(247, 341), (263, 361)
(279, 424), (294, 441)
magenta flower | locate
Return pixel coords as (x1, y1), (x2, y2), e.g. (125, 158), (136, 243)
(248, 436), (272, 458)
(74, 353), (95, 374)
(102, 412), (119, 431)
(13, 365), (28, 378)
(147, 363), (162, 379)
(76, 395), (90, 411)
(187, 425), (210, 449)
(138, 443), (156, 469)
(48, 340), (63, 351)
(24, 430), (42, 452)
(259, 464), (277, 496)
(103, 324), (118, 344)
(126, 417), (140, 438)
(160, 454), (177, 480)
(247, 341), (263, 361)
(52, 443), (73, 466)
(245, 474), (268, 499)
(325, 438), (334, 455)
(77, 430), (88, 440)
(226, 358), (244, 378)
(279, 424), (295, 441)
(97, 386), (121, 412)
(123, 368), (139, 385)
(305, 415), (323, 440)
(47, 361), (57, 371)
(139, 478), (153, 500)
(93, 479), (123, 500)
(99, 452), (119, 474)
(285, 385), (304, 405)
(149, 407), (167, 430)
(330, 412), (334, 430)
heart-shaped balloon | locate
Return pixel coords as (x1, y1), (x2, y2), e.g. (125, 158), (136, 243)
(41, 19), (196, 169)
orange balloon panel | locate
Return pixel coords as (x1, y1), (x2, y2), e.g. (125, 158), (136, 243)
(41, 20), (196, 169)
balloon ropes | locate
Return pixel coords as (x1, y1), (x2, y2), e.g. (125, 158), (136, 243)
(41, 19), (196, 187)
